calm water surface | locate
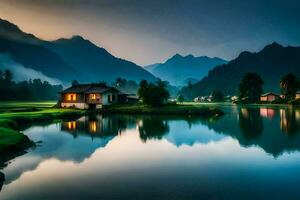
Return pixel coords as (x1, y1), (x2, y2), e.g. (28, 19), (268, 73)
(1, 106), (300, 199)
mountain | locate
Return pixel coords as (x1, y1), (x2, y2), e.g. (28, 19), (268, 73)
(43, 36), (156, 82)
(0, 18), (156, 83)
(144, 63), (161, 73)
(0, 19), (76, 82)
(0, 18), (39, 44)
(180, 42), (300, 99)
(146, 54), (227, 86)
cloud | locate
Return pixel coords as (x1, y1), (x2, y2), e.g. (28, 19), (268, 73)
(0, 53), (62, 85)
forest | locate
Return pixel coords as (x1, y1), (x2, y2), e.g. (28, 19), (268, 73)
(0, 69), (63, 101)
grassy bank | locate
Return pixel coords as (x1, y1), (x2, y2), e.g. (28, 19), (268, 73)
(102, 103), (224, 117)
(0, 102), (85, 153)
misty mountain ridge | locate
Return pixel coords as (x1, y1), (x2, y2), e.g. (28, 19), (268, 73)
(146, 53), (227, 86)
(0, 18), (156, 84)
(180, 42), (300, 99)
(0, 18), (41, 44)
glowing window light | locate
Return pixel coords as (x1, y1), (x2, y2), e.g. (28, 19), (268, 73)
(66, 94), (76, 101)
(90, 94), (97, 100)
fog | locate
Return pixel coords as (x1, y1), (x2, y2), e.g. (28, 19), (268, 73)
(0, 53), (62, 85)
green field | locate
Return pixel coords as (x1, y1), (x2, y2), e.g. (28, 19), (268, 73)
(0, 102), (84, 153)
(0, 101), (56, 113)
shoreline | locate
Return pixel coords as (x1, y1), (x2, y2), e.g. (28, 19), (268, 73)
(0, 108), (85, 154)
(101, 104), (224, 117)
(5, 101), (295, 156)
(0, 103), (224, 154)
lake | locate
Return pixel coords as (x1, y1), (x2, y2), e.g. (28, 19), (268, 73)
(1, 105), (300, 199)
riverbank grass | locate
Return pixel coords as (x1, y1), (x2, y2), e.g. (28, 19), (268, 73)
(0, 102), (85, 153)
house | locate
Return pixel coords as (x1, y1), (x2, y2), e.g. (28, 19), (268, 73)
(231, 96), (238, 102)
(118, 94), (139, 104)
(260, 92), (280, 102)
(60, 83), (121, 109)
(194, 96), (212, 102)
(296, 91), (300, 99)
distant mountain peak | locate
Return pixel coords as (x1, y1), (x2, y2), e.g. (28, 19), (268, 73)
(0, 18), (21, 32)
(261, 42), (284, 52)
(53, 35), (87, 43)
(180, 42), (300, 99)
(171, 53), (183, 59)
(70, 35), (86, 41)
(269, 42), (283, 48)
(150, 53), (227, 86)
(170, 53), (196, 59)
(0, 18), (156, 83)
(0, 18), (39, 43)
(186, 54), (195, 59)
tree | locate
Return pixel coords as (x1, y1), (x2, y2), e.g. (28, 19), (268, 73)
(0, 70), (3, 87)
(280, 73), (299, 100)
(211, 90), (224, 102)
(3, 69), (13, 87)
(138, 80), (170, 107)
(72, 80), (79, 86)
(0, 69), (63, 101)
(177, 94), (184, 103)
(114, 78), (127, 88)
(137, 80), (148, 99)
(238, 73), (264, 103)
(112, 78), (138, 94)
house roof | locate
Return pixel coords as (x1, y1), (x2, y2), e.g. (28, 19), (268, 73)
(61, 84), (120, 94)
(261, 92), (280, 97)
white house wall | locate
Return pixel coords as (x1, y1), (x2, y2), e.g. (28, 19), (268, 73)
(61, 102), (88, 109)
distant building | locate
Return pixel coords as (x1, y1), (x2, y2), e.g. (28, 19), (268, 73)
(60, 83), (127, 109)
(260, 92), (280, 102)
(231, 96), (238, 102)
(296, 91), (300, 99)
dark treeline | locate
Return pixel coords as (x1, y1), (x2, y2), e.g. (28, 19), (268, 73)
(111, 77), (179, 98)
(0, 69), (63, 101)
(111, 78), (139, 94)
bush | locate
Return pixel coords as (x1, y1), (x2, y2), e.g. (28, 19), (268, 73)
(211, 90), (224, 102)
(271, 98), (288, 104)
(290, 99), (300, 105)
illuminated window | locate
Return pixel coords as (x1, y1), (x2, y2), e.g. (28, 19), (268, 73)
(66, 93), (76, 101)
(90, 94), (97, 100)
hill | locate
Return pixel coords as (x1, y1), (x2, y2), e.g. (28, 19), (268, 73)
(180, 43), (300, 99)
(146, 54), (227, 86)
(0, 18), (156, 84)
(144, 63), (161, 73)
(0, 19), (76, 82)
(43, 36), (156, 82)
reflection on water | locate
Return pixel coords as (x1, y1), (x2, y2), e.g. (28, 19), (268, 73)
(239, 108), (263, 139)
(280, 108), (300, 135)
(138, 117), (170, 142)
(2, 106), (300, 199)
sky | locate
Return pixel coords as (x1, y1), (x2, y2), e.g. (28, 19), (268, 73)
(0, 0), (300, 66)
